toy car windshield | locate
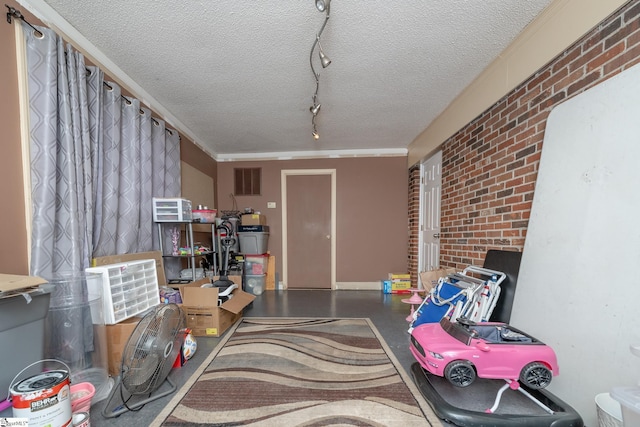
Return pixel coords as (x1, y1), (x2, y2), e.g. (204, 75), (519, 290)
(441, 317), (539, 346)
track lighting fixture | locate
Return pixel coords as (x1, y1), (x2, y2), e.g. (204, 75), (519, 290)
(315, 0), (330, 13)
(309, 0), (331, 140)
(318, 40), (331, 68)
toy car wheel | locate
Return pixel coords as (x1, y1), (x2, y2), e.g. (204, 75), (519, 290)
(519, 362), (553, 389)
(445, 360), (476, 387)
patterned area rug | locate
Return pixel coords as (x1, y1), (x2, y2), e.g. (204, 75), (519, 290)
(151, 318), (442, 426)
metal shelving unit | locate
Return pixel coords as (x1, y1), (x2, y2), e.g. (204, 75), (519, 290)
(156, 221), (215, 283)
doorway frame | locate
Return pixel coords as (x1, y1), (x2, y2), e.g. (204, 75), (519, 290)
(281, 169), (336, 289)
(418, 151), (443, 279)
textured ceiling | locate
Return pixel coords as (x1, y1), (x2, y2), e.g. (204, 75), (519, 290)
(35, 0), (554, 158)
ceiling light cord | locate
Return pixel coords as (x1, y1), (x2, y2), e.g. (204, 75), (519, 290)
(309, 1), (331, 140)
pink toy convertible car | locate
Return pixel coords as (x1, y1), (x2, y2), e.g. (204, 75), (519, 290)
(410, 317), (559, 389)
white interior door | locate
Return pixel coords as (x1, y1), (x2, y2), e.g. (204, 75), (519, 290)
(419, 151), (442, 283)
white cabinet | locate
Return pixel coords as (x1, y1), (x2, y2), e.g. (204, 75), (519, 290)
(85, 259), (160, 324)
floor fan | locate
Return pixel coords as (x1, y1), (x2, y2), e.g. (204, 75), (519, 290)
(102, 304), (185, 418)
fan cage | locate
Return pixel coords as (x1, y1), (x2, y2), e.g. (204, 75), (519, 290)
(120, 304), (185, 395)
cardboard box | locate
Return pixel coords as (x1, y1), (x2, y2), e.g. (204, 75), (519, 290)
(389, 273), (411, 280)
(106, 317), (141, 376)
(0, 273), (47, 293)
(265, 255), (276, 290)
(179, 277), (255, 337)
(419, 267), (457, 292)
(391, 280), (411, 290)
(241, 213), (267, 225)
(382, 279), (413, 294)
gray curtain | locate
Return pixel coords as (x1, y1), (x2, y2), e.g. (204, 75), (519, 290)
(22, 22), (181, 278)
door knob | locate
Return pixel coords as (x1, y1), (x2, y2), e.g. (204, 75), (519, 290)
(326, 235), (331, 239)
(433, 233), (440, 238)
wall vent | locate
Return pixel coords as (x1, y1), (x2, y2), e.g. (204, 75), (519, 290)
(234, 168), (261, 196)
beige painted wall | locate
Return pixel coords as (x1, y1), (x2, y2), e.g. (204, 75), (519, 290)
(1, 0), (32, 274)
(217, 157), (409, 283)
(181, 161), (215, 209)
(408, 0), (628, 166)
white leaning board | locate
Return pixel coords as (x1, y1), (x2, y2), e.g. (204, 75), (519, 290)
(86, 259), (160, 324)
(511, 62), (640, 426)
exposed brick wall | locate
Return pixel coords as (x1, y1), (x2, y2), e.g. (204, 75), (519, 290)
(407, 164), (421, 285)
(409, 0), (640, 271)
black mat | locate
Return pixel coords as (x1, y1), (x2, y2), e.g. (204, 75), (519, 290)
(411, 363), (584, 426)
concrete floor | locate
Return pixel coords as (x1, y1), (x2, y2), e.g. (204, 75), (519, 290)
(57, 290), (419, 426)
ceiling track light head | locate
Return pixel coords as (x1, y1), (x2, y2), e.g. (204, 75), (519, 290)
(310, 104), (321, 115)
(319, 50), (331, 68)
(315, 0), (330, 13)
(317, 40), (331, 68)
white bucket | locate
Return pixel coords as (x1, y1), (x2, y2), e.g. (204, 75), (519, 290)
(596, 393), (623, 427)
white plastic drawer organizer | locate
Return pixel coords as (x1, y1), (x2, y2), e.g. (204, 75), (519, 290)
(86, 259), (160, 324)
(152, 197), (192, 222)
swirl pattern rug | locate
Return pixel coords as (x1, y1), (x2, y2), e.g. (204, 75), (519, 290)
(151, 318), (441, 426)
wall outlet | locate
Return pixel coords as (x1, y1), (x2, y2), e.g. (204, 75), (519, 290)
(267, 202), (276, 209)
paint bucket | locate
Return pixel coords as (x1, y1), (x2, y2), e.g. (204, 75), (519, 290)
(8, 359), (73, 427)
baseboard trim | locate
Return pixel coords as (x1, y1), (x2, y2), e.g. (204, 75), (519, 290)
(335, 282), (381, 290)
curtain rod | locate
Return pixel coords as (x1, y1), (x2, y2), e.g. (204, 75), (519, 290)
(5, 4), (42, 37)
(5, 4), (177, 137)
(101, 79), (171, 133)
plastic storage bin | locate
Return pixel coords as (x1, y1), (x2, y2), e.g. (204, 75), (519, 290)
(238, 231), (269, 254)
(244, 254), (269, 275)
(612, 386), (640, 427)
(43, 272), (112, 403)
(192, 209), (216, 223)
(244, 274), (266, 296)
(0, 288), (50, 399)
